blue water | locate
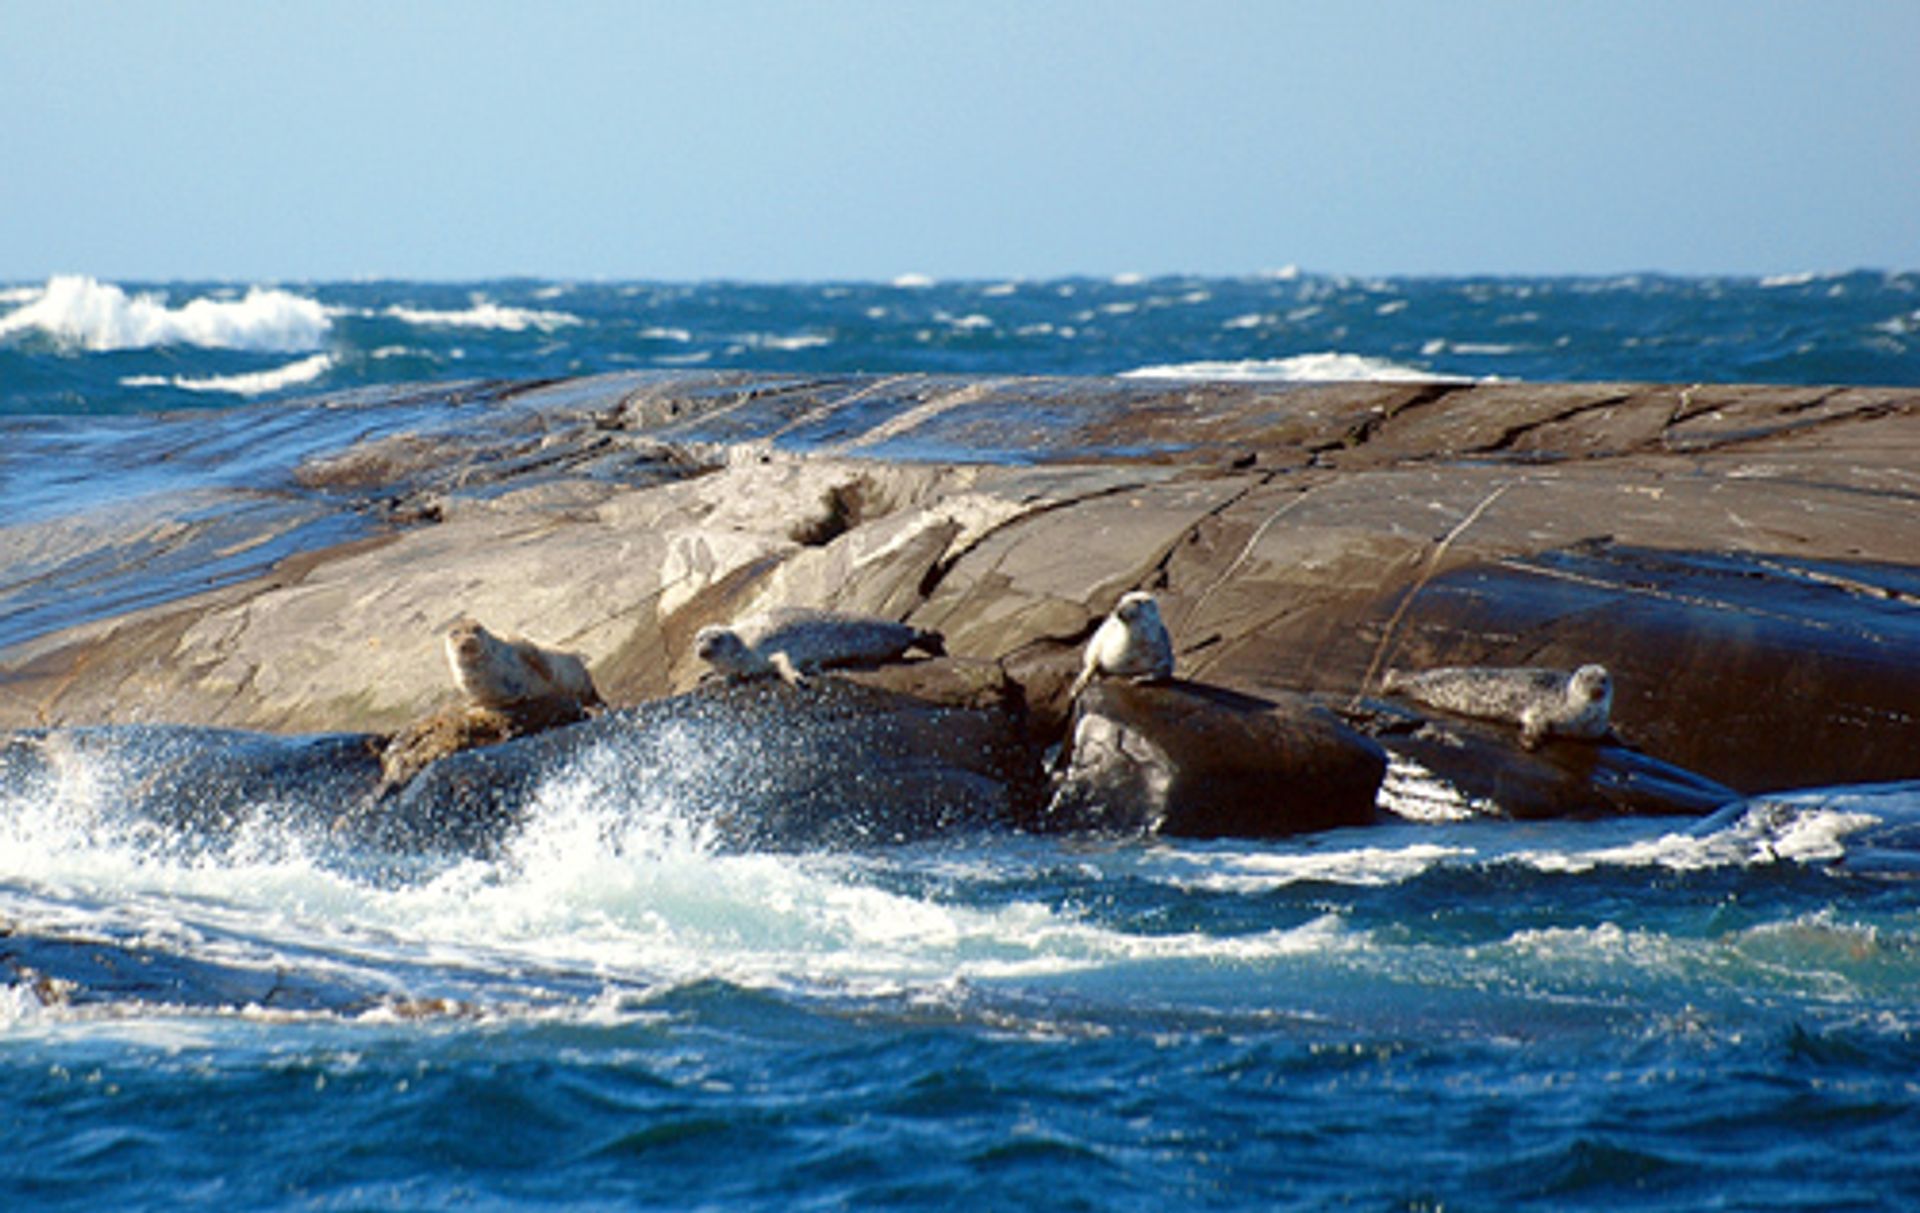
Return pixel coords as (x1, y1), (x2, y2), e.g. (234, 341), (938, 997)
(5, 273), (1920, 1210)
(3, 270), (1917, 419)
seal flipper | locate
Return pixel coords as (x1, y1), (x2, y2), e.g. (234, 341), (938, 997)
(769, 651), (811, 688)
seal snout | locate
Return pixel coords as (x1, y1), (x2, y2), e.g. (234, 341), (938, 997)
(1572, 664), (1612, 703)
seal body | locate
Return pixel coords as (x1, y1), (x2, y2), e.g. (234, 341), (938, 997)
(694, 607), (944, 685)
(443, 619), (602, 710)
(1382, 663), (1612, 749)
(1069, 591), (1174, 700)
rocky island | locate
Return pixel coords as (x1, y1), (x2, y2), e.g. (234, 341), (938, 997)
(3, 372), (1917, 850)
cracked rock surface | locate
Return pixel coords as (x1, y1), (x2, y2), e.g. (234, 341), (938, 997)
(3, 370), (1917, 795)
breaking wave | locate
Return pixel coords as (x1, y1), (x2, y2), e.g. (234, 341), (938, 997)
(0, 275), (330, 352)
(120, 352), (336, 397)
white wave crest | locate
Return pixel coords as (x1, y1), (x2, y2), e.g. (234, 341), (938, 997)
(383, 299), (581, 333)
(120, 352), (335, 397)
(738, 332), (832, 352)
(0, 275), (329, 352)
(1121, 352), (1472, 383)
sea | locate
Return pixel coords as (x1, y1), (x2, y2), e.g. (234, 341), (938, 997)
(4, 271), (1920, 1211)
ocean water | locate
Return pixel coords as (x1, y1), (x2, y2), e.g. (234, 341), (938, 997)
(5, 272), (1920, 1210)
(2, 270), (1917, 417)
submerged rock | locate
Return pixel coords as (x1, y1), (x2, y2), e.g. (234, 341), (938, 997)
(1047, 680), (1387, 838)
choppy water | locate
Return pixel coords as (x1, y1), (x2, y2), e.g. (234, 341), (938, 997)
(5, 272), (1920, 1210)
(3, 270), (1917, 419)
(6, 736), (1920, 1210)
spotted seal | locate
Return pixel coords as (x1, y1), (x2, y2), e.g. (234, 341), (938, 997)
(1068, 591), (1174, 700)
(1381, 662), (1612, 749)
(443, 619), (603, 710)
(694, 607), (945, 685)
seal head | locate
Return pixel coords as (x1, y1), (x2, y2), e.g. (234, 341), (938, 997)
(1382, 661), (1612, 749)
(694, 609), (942, 686)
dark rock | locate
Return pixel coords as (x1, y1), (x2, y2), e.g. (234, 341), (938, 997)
(1047, 679), (1387, 838)
(1372, 542), (1920, 792)
(1352, 701), (1738, 820)
(1, 724), (383, 845)
(377, 697), (593, 791)
(348, 676), (1045, 855)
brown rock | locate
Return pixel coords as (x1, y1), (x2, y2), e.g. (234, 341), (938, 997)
(1047, 679), (1387, 838)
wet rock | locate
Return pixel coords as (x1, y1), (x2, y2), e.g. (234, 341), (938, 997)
(1354, 702), (1738, 820)
(1047, 680), (1387, 838)
(346, 676), (1046, 855)
(1, 724), (383, 844)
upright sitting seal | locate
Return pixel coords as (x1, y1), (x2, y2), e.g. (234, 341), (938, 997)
(1381, 662), (1612, 749)
(375, 620), (604, 794)
(694, 607), (944, 686)
(1068, 590), (1174, 700)
(444, 618), (603, 711)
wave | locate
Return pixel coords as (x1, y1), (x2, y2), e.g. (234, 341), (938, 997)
(381, 300), (581, 333)
(120, 352), (335, 397)
(0, 275), (330, 352)
(738, 332), (833, 352)
(1121, 352), (1472, 383)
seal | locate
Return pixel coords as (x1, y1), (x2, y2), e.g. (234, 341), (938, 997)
(1068, 590), (1174, 700)
(1381, 662), (1612, 749)
(694, 607), (945, 686)
(443, 619), (603, 710)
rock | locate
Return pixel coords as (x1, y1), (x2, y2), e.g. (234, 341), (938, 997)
(376, 697), (592, 791)
(1, 724), (383, 845)
(1047, 679), (1387, 838)
(346, 676), (1046, 855)
(1355, 701), (1738, 820)
(4, 371), (1918, 806)
(1350, 542), (1920, 792)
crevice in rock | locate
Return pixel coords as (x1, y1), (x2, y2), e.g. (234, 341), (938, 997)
(1660, 396), (1915, 454)
(1308, 382), (1475, 457)
(788, 480), (868, 547)
(1469, 394), (1632, 457)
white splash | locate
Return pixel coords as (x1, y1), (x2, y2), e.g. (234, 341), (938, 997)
(1121, 352), (1472, 383)
(120, 352), (335, 396)
(890, 272), (935, 289)
(0, 275), (330, 352)
(383, 299), (581, 333)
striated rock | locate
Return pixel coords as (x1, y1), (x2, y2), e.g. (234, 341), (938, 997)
(1343, 542), (1920, 792)
(1047, 680), (1387, 838)
(1354, 702), (1738, 821)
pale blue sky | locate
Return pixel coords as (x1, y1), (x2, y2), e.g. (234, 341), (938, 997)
(3, 0), (1916, 282)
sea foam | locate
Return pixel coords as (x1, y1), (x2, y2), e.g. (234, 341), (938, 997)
(0, 276), (330, 352)
(1122, 352), (1470, 383)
